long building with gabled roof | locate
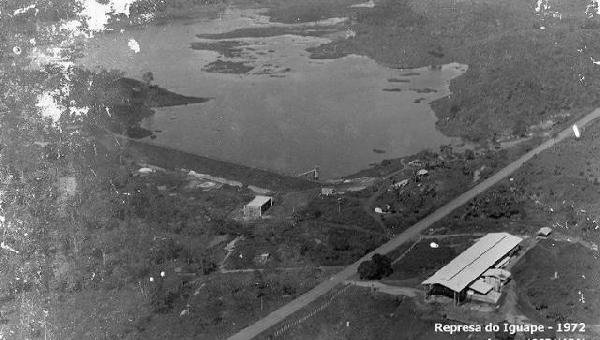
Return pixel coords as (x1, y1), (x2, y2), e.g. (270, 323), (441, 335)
(422, 232), (523, 304)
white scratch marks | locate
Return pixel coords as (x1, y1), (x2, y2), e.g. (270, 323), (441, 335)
(535, 0), (549, 13)
(13, 4), (37, 16)
(586, 0), (600, 17)
(573, 124), (581, 138)
(59, 19), (84, 33)
(79, 0), (137, 32)
(36, 91), (65, 124)
(0, 241), (19, 254)
(350, 0), (375, 9)
(29, 47), (74, 70)
(128, 38), (140, 53)
(69, 106), (90, 117)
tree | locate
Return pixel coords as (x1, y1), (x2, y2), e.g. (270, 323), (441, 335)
(440, 144), (453, 159)
(142, 71), (154, 86)
(512, 119), (528, 137)
(464, 148), (475, 160)
(357, 253), (393, 280)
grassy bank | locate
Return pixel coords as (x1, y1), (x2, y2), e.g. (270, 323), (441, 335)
(126, 140), (318, 191)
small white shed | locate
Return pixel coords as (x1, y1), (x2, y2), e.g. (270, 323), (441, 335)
(537, 227), (553, 237)
(244, 195), (273, 219)
(321, 188), (335, 196)
(417, 169), (429, 176)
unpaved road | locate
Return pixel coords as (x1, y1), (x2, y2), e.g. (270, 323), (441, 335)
(227, 109), (600, 340)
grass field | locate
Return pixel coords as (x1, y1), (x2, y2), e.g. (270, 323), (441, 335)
(512, 239), (600, 326)
(260, 286), (493, 340)
(387, 236), (476, 282)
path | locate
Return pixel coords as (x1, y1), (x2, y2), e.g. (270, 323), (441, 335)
(360, 158), (418, 237)
(362, 179), (396, 237)
(227, 109), (600, 340)
(421, 233), (486, 239)
(391, 238), (420, 265)
(346, 280), (419, 297)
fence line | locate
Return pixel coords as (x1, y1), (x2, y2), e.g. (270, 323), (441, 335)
(391, 236), (421, 265)
(270, 284), (351, 338)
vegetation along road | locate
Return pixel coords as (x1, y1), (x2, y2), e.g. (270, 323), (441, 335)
(228, 108), (600, 340)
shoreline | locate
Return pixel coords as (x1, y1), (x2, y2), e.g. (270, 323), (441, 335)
(126, 139), (319, 192)
(85, 1), (478, 184)
(96, 0), (592, 188)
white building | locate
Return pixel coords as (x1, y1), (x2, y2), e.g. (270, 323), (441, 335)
(243, 195), (273, 219)
(422, 232), (523, 305)
(321, 188), (336, 196)
(537, 227), (552, 237)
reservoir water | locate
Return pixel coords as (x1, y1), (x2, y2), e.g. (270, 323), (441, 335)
(78, 7), (467, 178)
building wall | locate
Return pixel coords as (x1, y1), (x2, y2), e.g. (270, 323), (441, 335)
(244, 205), (262, 219)
(260, 199), (272, 213)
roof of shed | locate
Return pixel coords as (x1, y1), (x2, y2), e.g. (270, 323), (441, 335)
(246, 195), (272, 207)
(422, 232), (523, 292)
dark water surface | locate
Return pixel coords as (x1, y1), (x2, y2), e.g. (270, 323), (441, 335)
(79, 7), (467, 178)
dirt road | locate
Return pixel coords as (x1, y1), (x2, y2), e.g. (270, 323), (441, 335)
(227, 109), (600, 340)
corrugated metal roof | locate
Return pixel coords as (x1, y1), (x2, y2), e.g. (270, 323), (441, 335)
(483, 268), (511, 280)
(246, 195), (272, 207)
(422, 232), (522, 292)
(469, 278), (493, 294)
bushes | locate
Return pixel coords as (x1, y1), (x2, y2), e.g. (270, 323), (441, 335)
(150, 238), (182, 265)
(149, 277), (186, 313)
(299, 197), (379, 231)
(357, 253), (393, 280)
(329, 231), (351, 251)
(512, 119), (528, 137)
(464, 185), (524, 220)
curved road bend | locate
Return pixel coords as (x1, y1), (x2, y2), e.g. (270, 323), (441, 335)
(228, 109), (600, 340)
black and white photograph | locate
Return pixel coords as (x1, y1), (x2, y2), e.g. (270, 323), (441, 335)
(0, 0), (599, 339)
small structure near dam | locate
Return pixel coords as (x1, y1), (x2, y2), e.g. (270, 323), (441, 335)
(297, 166), (320, 181)
(422, 232), (523, 305)
(243, 195), (273, 220)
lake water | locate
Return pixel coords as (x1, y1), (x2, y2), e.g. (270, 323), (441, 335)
(78, 7), (467, 179)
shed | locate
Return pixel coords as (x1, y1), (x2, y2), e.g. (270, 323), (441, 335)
(408, 160), (425, 167)
(321, 188), (335, 196)
(254, 252), (270, 265)
(483, 268), (511, 281)
(422, 232), (522, 304)
(537, 227), (552, 237)
(416, 169), (429, 176)
(137, 167), (154, 175)
(469, 278), (493, 295)
(391, 179), (409, 190)
(467, 290), (501, 304)
(243, 195), (273, 219)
